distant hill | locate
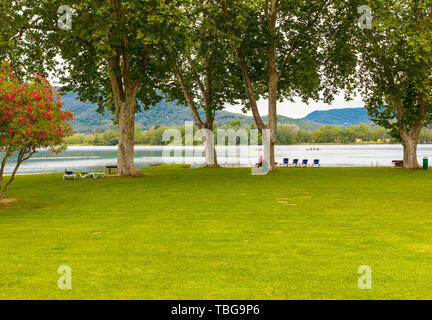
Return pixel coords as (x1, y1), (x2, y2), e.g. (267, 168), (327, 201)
(262, 115), (320, 131)
(301, 108), (370, 126)
(62, 92), (321, 133)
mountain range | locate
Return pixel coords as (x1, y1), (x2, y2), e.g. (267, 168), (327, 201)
(302, 108), (370, 126)
(61, 92), (370, 133)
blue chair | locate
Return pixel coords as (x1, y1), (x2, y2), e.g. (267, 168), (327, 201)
(312, 159), (320, 167)
(302, 159), (309, 167)
(283, 158), (289, 166)
(292, 159), (299, 167)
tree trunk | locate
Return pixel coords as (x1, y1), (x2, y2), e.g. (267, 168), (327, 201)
(196, 125), (219, 168)
(267, 40), (278, 170)
(117, 100), (137, 176)
(395, 95), (426, 170)
(237, 49), (267, 132)
(174, 65), (220, 168)
(267, 4), (279, 172)
(203, 133), (219, 167)
(212, 146), (218, 167)
(0, 149), (31, 201)
(401, 133), (420, 169)
(268, 77), (278, 172)
(0, 152), (11, 187)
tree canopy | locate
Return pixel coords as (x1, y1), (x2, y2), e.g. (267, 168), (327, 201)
(355, 0), (432, 168)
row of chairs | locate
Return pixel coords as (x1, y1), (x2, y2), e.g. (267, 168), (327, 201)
(282, 158), (320, 167)
(63, 169), (105, 180)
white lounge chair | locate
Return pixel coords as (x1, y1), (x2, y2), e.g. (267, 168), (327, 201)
(79, 172), (105, 179)
(63, 170), (76, 180)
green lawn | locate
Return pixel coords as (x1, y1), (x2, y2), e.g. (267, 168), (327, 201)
(1, 165), (432, 299)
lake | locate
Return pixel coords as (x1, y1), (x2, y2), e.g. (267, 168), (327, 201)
(3, 144), (432, 174)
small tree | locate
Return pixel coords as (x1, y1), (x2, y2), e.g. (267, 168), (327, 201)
(0, 61), (73, 200)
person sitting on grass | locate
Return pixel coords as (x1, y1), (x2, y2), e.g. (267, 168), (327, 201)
(256, 156), (263, 168)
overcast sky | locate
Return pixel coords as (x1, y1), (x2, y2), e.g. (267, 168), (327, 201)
(225, 93), (365, 119)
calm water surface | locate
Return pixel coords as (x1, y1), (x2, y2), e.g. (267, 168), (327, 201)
(4, 144), (432, 174)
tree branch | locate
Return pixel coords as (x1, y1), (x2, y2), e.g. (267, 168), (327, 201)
(174, 64), (205, 128)
(185, 50), (208, 108)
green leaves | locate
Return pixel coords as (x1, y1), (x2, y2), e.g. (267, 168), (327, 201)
(354, 0), (432, 141)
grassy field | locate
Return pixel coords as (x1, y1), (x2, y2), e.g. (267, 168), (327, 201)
(1, 165), (432, 299)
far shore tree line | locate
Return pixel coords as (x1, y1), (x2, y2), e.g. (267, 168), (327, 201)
(66, 122), (415, 146)
(1, 0), (432, 173)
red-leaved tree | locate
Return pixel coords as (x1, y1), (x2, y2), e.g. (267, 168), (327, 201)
(0, 61), (73, 200)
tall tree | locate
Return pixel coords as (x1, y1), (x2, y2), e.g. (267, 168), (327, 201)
(214, 0), (357, 171)
(4, 0), (185, 175)
(162, 2), (239, 167)
(355, 0), (432, 169)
